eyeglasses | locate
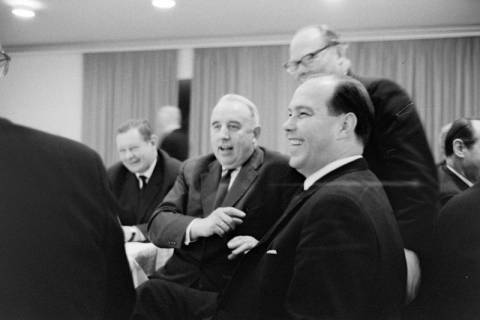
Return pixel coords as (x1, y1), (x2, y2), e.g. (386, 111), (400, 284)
(283, 41), (339, 73)
(0, 50), (11, 77)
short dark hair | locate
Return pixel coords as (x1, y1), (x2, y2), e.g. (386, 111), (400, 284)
(326, 77), (374, 145)
(116, 119), (153, 141)
(444, 118), (479, 157)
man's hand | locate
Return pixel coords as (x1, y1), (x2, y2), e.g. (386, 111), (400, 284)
(227, 235), (259, 260)
(189, 207), (245, 241)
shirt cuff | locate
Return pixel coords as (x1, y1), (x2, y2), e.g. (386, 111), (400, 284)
(184, 219), (199, 245)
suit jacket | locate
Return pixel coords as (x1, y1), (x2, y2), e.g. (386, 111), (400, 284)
(437, 163), (469, 207)
(429, 183), (480, 320)
(0, 118), (135, 320)
(215, 159), (406, 320)
(107, 150), (180, 236)
(160, 128), (189, 161)
(356, 75), (439, 256)
(148, 147), (303, 292)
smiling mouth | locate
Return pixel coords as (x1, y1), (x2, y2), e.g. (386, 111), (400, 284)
(219, 146), (233, 151)
(288, 138), (303, 146)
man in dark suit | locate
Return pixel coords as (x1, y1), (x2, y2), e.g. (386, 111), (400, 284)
(108, 119), (180, 242)
(428, 182), (480, 319)
(0, 47), (135, 319)
(437, 118), (480, 206)
(132, 94), (303, 319)
(155, 105), (189, 161)
(284, 25), (439, 303)
(215, 75), (406, 320)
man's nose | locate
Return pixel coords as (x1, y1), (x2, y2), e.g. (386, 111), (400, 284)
(219, 126), (230, 139)
(283, 117), (296, 132)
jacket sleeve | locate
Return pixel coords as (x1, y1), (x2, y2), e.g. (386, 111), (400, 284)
(147, 162), (196, 248)
(95, 154), (136, 320)
(365, 78), (439, 255)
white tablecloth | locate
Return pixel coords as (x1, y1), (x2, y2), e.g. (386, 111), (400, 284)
(125, 242), (173, 287)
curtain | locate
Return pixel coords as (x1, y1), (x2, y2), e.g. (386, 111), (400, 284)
(190, 37), (480, 161)
(190, 46), (297, 157)
(83, 50), (178, 166)
(348, 37), (480, 161)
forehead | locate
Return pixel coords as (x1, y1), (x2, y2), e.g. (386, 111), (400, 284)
(472, 121), (480, 138)
(289, 79), (335, 112)
(211, 101), (252, 123)
(290, 28), (329, 60)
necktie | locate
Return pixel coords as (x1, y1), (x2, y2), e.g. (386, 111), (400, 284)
(213, 169), (233, 209)
(139, 175), (148, 190)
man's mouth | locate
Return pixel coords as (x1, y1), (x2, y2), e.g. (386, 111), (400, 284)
(288, 138), (303, 146)
(219, 145), (233, 151)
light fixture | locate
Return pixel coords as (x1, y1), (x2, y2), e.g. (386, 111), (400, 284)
(152, 0), (176, 10)
(12, 7), (36, 18)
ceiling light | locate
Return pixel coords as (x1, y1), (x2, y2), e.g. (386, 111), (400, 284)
(152, 0), (176, 9)
(12, 7), (35, 18)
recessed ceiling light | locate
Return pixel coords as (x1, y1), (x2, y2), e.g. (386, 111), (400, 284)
(152, 0), (176, 10)
(12, 7), (36, 18)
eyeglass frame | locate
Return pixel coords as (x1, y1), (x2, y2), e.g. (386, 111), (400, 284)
(0, 50), (11, 77)
(283, 41), (340, 73)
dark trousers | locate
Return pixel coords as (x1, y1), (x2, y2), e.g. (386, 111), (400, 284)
(132, 279), (218, 320)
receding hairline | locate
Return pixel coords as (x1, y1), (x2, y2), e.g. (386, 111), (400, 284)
(213, 94), (260, 127)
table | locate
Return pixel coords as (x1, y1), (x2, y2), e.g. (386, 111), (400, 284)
(125, 242), (173, 287)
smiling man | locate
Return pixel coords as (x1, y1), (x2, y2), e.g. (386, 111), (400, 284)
(108, 119), (180, 242)
(285, 25), (439, 304)
(132, 94), (302, 320)
(214, 75), (406, 320)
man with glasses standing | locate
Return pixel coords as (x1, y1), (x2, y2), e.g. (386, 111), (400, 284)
(0, 46), (135, 319)
(284, 25), (439, 307)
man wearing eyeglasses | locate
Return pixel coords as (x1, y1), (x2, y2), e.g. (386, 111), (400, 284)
(284, 25), (439, 307)
(0, 45), (135, 319)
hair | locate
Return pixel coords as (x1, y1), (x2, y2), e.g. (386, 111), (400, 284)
(116, 119), (153, 141)
(444, 118), (479, 157)
(215, 94), (260, 127)
(296, 24), (347, 57)
(325, 76), (374, 145)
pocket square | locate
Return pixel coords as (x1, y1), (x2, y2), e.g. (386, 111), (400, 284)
(266, 249), (277, 255)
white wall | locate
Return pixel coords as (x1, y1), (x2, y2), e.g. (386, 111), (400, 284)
(0, 53), (83, 141)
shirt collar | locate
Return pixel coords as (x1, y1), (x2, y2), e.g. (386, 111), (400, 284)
(136, 155), (158, 183)
(304, 155), (362, 190)
(445, 164), (474, 187)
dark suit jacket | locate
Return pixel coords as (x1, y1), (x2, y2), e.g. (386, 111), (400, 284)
(429, 183), (480, 320)
(215, 159), (406, 320)
(0, 118), (135, 320)
(148, 147), (303, 292)
(437, 163), (469, 207)
(107, 150), (180, 236)
(160, 128), (189, 161)
(356, 75), (439, 255)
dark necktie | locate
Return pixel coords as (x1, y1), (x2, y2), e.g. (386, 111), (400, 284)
(139, 175), (148, 190)
(213, 169), (234, 209)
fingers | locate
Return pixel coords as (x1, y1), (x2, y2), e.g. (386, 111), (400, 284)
(227, 236), (259, 259)
(222, 207), (246, 219)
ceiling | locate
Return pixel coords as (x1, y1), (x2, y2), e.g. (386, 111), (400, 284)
(1, 0), (480, 52)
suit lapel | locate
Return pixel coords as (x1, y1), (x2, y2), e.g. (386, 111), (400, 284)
(258, 158), (369, 246)
(222, 148), (263, 208)
(201, 161), (222, 216)
(258, 186), (317, 246)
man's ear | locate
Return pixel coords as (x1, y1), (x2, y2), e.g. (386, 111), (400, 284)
(338, 112), (357, 139)
(453, 138), (466, 158)
(253, 126), (261, 140)
(150, 134), (159, 146)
